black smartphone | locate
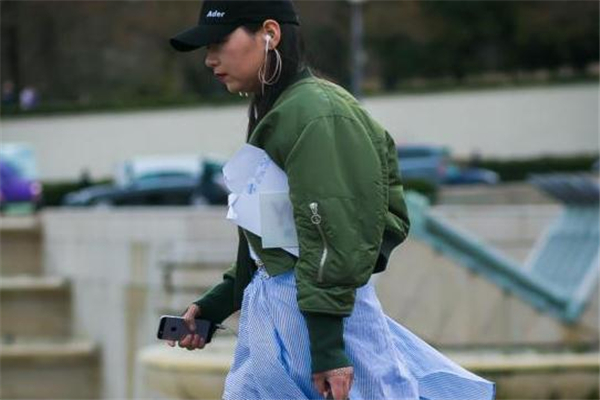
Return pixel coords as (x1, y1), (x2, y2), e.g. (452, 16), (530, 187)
(156, 315), (215, 343)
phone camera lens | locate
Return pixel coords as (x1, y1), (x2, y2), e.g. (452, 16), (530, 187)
(170, 327), (177, 332)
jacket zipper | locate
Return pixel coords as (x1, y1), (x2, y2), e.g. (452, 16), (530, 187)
(309, 202), (328, 283)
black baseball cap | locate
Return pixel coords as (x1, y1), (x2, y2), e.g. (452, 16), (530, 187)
(170, 0), (300, 52)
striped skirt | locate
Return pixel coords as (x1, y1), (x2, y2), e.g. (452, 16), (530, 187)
(222, 266), (496, 400)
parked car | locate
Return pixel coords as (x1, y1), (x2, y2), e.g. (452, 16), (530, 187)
(63, 160), (228, 207)
(62, 183), (125, 207)
(443, 164), (500, 185)
(396, 144), (450, 186)
(0, 144), (43, 211)
(114, 155), (207, 187)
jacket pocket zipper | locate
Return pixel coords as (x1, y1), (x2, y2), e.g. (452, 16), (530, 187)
(309, 202), (328, 283)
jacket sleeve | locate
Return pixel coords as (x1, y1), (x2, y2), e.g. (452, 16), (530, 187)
(284, 115), (388, 372)
(193, 262), (238, 324)
(374, 130), (411, 272)
(193, 227), (255, 325)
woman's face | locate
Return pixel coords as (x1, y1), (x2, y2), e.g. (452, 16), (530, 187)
(204, 26), (266, 94)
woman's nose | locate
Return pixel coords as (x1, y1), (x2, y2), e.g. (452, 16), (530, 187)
(205, 48), (219, 69)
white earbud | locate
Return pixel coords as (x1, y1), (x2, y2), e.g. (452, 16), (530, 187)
(264, 33), (272, 50)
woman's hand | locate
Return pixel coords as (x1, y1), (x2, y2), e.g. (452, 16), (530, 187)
(166, 304), (206, 350)
(312, 366), (354, 400)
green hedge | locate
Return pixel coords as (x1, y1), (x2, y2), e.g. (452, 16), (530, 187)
(404, 179), (438, 204)
(0, 93), (247, 119)
(3, 77), (597, 120)
(472, 154), (598, 182)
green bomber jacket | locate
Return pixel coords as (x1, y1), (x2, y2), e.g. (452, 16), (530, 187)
(194, 66), (411, 373)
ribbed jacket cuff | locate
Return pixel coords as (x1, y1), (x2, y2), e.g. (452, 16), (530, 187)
(302, 312), (351, 373)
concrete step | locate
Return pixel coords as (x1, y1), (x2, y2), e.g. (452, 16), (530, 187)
(0, 339), (100, 399)
(447, 349), (600, 399)
(0, 216), (43, 276)
(0, 276), (71, 340)
(0, 215), (41, 231)
(138, 337), (236, 399)
(438, 182), (557, 205)
(139, 344), (599, 400)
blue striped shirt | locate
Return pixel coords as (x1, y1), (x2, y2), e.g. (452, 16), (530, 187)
(222, 266), (496, 400)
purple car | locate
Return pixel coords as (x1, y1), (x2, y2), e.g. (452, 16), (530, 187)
(0, 160), (42, 210)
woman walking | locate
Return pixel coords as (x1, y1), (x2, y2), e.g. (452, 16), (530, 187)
(168, 1), (496, 399)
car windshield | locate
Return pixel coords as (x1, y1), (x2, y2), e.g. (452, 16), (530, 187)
(134, 171), (194, 181)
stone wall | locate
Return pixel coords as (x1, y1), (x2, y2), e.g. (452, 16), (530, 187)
(40, 203), (598, 397)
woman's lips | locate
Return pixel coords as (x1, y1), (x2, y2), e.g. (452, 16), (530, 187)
(215, 74), (227, 82)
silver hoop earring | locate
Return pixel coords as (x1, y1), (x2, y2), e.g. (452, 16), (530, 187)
(258, 45), (283, 95)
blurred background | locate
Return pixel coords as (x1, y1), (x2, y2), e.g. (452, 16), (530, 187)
(0, 1), (598, 399)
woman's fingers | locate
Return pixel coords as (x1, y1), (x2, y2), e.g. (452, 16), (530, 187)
(191, 334), (202, 349)
(346, 376), (352, 397)
(312, 367), (353, 399)
(346, 371), (353, 391)
(166, 339), (176, 347)
(328, 375), (351, 400)
(198, 334), (207, 349)
(176, 334), (206, 351)
(184, 314), (196, 332)
(311, 373), (329, 398)
(178, 333), (192, 348)
(184, 304), (199, 332)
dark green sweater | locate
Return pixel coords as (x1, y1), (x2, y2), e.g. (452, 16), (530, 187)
(193, 227), (349, 373)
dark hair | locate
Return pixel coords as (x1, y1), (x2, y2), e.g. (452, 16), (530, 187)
(241, 22), (307, 140)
